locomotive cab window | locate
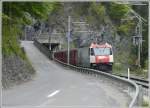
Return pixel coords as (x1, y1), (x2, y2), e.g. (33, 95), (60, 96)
(93, 48), (111, 56)
(90, 48), (94, 56)
(110, 48), (113, 55)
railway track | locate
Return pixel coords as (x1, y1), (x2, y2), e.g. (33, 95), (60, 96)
(117, 75), (149, 88)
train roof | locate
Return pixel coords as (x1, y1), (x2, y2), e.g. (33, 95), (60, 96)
(90, 42), (112, 48)
(55, 48), (77, 53)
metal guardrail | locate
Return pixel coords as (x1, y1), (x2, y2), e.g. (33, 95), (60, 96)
(33, 39), (52, 59)
(33, 40), (140, 108)
(54, 58), (139, 108)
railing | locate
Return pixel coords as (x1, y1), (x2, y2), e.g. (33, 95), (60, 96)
(33, 39), (52, 59)
(33, 40), (140, 108)
(54, 58), (139, 108)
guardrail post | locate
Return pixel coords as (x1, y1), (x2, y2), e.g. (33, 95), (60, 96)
(128, 68), (130, 80)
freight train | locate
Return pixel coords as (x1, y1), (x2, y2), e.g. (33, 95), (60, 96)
(54, 42), (114, 72)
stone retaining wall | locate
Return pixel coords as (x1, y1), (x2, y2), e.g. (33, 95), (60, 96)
(2, 55), (35, 88)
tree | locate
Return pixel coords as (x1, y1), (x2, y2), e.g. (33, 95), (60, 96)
(2, 2), (54, 57)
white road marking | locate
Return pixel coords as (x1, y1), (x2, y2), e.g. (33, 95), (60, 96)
(47, 90), (60, 98)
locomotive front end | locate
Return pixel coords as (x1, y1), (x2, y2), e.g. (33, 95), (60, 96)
(90, 42), (114, 72)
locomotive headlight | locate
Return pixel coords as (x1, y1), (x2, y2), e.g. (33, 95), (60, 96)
(98, 56), (105, 59)
(97, 56), (110, 63)
(98, 56), (105, 62)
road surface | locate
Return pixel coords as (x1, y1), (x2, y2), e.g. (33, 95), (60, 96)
(3, 41), (130, 107)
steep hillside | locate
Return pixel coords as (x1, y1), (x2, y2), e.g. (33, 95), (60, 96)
(2, 2), (54, 88)
(47, 2), (148, 78)
(2, 2), (148, 89)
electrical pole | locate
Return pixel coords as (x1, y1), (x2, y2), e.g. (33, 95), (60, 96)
(138, 37), (141, 67)
(124, 11), (145, 67)
(67, 16), (71, 65)
(117, 1), (147, 68)
(48, 26), (52, 51)
(134, 16), (143, 67)
(137, 17), (143, 67)
(48, 31), (51, 50)
(24, 26), (27, 40)
(129, 8), (146, 68)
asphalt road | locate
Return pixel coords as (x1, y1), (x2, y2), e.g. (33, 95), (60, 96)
(2, 41), (130, 107)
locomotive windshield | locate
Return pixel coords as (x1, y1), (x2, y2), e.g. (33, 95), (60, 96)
(93, 48), (111, 56)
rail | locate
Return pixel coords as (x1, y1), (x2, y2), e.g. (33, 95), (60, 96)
(118, 75), (149, 88)
(33, 40), (140, 108)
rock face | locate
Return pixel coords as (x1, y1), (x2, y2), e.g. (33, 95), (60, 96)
(2, 55), (35, 88)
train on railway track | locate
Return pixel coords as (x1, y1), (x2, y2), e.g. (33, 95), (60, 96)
(54, 42), (114, 72)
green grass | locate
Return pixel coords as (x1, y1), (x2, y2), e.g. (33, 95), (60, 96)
(112, 62), (148, 79)
(112, 63), (126, 75)
(2, 24), (26, 59)
(142, 96), (149, 107)
(2, 23), (36, 72)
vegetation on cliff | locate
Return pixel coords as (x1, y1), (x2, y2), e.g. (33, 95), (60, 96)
(47, 2), (148, 78)
(2, 2), (55, 87)
(2, 2), (148, 80)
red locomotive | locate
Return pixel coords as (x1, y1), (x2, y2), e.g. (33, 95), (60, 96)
(54, 42), (114, 72)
